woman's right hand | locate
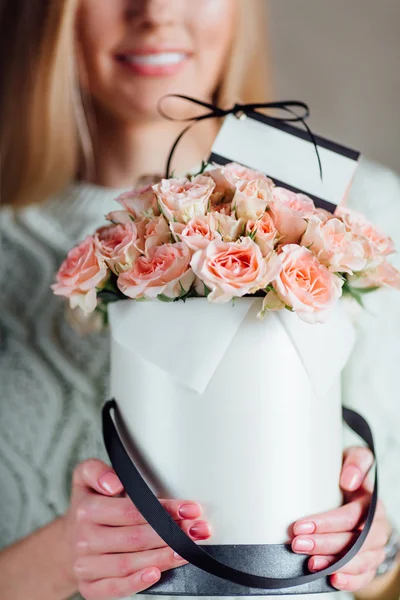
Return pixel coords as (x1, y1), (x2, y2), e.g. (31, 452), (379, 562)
(65, 459), (211, 600)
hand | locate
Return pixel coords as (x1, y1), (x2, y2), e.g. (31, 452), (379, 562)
(63, 459), (212, 600)
(291, 447), (391, 593)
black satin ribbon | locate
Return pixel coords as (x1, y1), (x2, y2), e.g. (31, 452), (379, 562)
(102, 400), (378, 591)
(158, 95), (323, 181)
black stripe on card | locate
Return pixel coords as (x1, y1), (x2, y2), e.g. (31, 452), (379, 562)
(245, 111), (360, 161)
(208, 152), (337, 213)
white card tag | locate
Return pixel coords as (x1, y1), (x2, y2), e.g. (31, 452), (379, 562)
(209, 113), (360, 211)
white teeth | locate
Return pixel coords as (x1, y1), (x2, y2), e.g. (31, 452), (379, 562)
(123, 52), (186, 66)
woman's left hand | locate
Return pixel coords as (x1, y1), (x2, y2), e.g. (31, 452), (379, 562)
(292, 447), (392, 593)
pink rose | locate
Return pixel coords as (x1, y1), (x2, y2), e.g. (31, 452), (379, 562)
(191, 237), (282, 303)
(222, 162), (274, 188)
(52, 236), (108, 313)
(95, 222), (140, 274)
(270, 187), (317, 244)
(335, 206), (395, 259)
(117, 242), (194, 299)
(301, 216), (366, 274)
(170, 215), (218, 251)
(273, 244), (343, 323)
(246, 211), (278, 256)
(153, 175), (215, 223)
(347, 260), (400, 291)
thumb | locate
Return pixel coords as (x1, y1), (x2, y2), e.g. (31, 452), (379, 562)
(72, 458), (124, 496)
(340, 447), (374, 492)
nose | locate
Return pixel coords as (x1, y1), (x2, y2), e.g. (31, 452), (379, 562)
(126, 0), (181, 27)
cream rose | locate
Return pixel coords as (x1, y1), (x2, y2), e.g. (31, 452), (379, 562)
(95, 222), (140, 274)
(206, 168), (236, 214)
(210, 212), (246, 242)
(119, 185), (159, 218)
(52, 236), (108, 313)
(117, 242), (194, 299)
(246, 211), (278, 256)
(170, 215), (218, 251)
(144, 215), (171, 253)
(301, 215), (366, 274)
(273, 244), (343, 323)
(335, 206), (395, 259)
(222, 162), (274, 188)
(270, 187), (317, 244)
(191, 237), (282, 303)
(233, 178), (273, 220)
(153, 175), (215, 223)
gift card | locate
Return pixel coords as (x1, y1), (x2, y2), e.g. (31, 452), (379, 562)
(209, 112), (360, 212)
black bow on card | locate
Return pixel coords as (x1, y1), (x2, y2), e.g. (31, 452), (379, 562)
(158, 94), (323, 180)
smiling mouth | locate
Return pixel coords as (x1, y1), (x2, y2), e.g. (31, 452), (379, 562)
(118, 51), (189, 66)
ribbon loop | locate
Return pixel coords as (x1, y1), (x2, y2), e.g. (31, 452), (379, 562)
(158, 95), (322, 181)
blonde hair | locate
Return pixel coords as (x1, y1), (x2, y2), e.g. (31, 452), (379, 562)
(0, 0), (273, 206)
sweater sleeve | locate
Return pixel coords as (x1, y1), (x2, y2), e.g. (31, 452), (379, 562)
(342, 157), (400, 531)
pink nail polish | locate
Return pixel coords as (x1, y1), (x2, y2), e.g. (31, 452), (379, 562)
(310, 557), (330, 571)
(293, 537), (314, 553)
(189, 521), (211, 540)
(341, 465), (362, 491)
(293, 521), (315, 535)
(142, 568), (160, 583)
(178, 503), (201, 519)
(99, 472), (122, 494)
(333, 573), (347, 589)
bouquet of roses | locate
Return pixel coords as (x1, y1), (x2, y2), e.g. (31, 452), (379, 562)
(53, 162), (400, 324)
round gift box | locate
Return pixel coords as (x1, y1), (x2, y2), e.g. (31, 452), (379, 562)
(106, 298), (356, 595)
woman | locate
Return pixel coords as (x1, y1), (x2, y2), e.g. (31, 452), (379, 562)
(0, 1), (398, 599)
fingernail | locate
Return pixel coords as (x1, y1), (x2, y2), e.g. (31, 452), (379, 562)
(310, 557), (331, 571)
(189, 521), (211, 540)
(173, 552), (184, 561)
(293, 521), (315, 535)
(333, 573), (348, 589)
(293, 537), (314, 553)
(141, 568), (160, 583)
(341, 465), (362, 491)
(178, 503), (202, 519)
(99, 471), (122, 494)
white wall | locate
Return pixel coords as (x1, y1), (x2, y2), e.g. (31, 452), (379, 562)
(267, 0), (400, 173)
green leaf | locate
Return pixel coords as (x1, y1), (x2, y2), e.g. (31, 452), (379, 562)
(157, 293), (175, 303)
(342, 281), (364, 307)
(129, 214), (135, 222)
(192, 160), (210, 177)
(247, 228), (257, 241)
(352, 286), (380, 294)
(204, 284), (212, 297)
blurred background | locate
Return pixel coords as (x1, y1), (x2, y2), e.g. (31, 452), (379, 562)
(267, 0), (400, 173)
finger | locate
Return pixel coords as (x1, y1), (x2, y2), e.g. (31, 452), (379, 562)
(292, 518), (390, 555)
(76, 520), (212, 555)
(74, 546), (188, 581)
(340, 447), (374, 492)
(309, 549), (386, 575)
(73, 459), (124, 496)
(77, 495), (202, 526)
(293, 493), (371, 535)
(331, 569), (377, 592)
(78, 566), (161, 599)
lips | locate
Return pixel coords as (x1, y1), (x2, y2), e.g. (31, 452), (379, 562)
(116, 49), (191, 76)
